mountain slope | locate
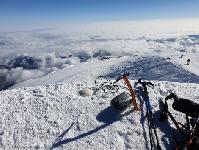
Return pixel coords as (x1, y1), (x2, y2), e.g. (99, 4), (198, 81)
(9, 57), (128, 90)
(9, 55), (199, 90)
(0, 56), (199, 150)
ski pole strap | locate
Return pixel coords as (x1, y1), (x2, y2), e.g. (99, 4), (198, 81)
(123, 75), (140, 111)
(164, 100), (185, 135)
(167, 111), (184, 134)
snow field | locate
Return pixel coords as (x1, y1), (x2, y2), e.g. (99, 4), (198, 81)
(1, 21), (199, 150)
(0, 78), (198, 150)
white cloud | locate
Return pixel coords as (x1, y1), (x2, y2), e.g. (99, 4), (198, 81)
(1, 20), (199, 90)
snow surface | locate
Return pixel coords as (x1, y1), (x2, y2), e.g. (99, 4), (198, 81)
(1, 21), (199, 149)
(1, 55), (199, 150)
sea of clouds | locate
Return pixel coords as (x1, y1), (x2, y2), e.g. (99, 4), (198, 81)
(0, 20), (199, 90)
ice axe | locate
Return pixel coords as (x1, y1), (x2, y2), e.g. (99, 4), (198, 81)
(114, 73), (140, 111)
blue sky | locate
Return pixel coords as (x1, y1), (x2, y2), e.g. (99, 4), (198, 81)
(0, 0), (199, 26)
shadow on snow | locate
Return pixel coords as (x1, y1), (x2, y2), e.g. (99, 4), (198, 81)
(106, 56), (199, 83)
(50, 106), (133, 149)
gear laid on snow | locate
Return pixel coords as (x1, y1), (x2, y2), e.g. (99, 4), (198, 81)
(93, 74), (199, 150)
(110, 92), (132, 111)
(93, 76), (120, 97)
(159, 93), (199, 150)
(165, 93), (199, 118)
(187, 59), (191, 65)
(110, 73), (140, 111)
(138, 78), (162, 150)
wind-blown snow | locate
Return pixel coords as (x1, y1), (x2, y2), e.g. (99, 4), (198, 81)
(0, 75), (198, 149)
(0, 21), (199, 149)
(0, 55), (199, 150)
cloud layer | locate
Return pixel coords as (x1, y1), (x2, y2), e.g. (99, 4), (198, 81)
(0, 26), (199, 90)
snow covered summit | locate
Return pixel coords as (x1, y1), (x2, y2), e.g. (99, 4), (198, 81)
(0, 56), (199, 150)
